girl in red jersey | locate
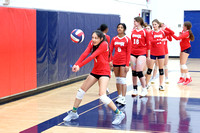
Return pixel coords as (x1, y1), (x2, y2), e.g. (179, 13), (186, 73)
(146, 19), (173, 91)
(63, 30), (125, 125)
(130, 17), (150, 97)
(98, 24), (111, 94)
(165, 21), (194, 85)
(110, 23), (131, 105)
(151, 23), (172, 84)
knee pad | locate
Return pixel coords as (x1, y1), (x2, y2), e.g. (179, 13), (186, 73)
(137, 71), (144, 78)
(120, 77), (126, 84)
(181, 64), (187, 69)
(100, 94), (112, 105)
(76, 88), (85, 99)
(116, 77), (121, 84)
(159, 69), (164, 75)
(146, 68), (153, 75)
(132, 70), (138, 77)
(164, 65), (168, 69)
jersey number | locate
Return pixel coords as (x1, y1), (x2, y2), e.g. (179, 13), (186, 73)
(133, 39), (139, 45)
(118, 47), (121, 52)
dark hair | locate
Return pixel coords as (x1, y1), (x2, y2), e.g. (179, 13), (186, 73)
(146, 24), (152, 29)
(184, 21), (194, 41)
(91, 30), (106, 53)
(152, 19), (161, 27)
(134, 17), (147, 27)
(98, 24), (108, 32)
(117, 23), (126, 34)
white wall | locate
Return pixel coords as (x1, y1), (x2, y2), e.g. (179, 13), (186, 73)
(1, 0), (148, 37)
(147, 0), (200, 56)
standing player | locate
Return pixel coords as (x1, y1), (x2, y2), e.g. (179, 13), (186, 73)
(145, 19), (173, 91)
(98, 24), (111, 94)
(110, 23), (131, 105)
(151, 23), (172, 84)
(130, 17), (150, 97)
(165, 21), (194, 85)
(63, 30), (125, 125)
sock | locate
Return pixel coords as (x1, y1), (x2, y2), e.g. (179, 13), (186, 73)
(133, 85), (138, 90)
(114, 109), (121, 114)
(185, 73), (190, 78)
(181, 73), (185, 78)
(118, 94), (122, 98)
(72, 107), (78, 113)
(165, 77), (168, 80)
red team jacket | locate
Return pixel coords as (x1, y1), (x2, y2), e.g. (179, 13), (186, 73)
(110, 35), (131, 66)
(75, 40), (111, 77)
(131, 29), (150, 55)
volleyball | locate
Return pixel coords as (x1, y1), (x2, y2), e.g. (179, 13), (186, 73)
(70, 29), (84, 43)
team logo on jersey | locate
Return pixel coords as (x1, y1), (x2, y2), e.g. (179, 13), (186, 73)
(154, 34), (163, 38)
(132, 34), (142, 38)
(114, 42), (125, 46)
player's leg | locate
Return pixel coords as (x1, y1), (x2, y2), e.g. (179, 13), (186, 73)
(146, 55), (156, 88)
(157, 58), (165, 91)
(164, 54), (169, 84)
(151, 59), (158, 84)
(113, 66), (122, 102)
(130, 55), (138, 96)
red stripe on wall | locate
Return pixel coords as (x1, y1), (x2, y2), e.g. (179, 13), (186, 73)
(0, 7), (36, 98)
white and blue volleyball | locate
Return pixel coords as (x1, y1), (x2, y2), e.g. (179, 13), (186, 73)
(70, 29), (84, 43)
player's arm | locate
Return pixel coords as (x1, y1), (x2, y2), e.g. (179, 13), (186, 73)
(77, 42), (108, 68)
(171, 32), (189, 40)
(126, 38), (131, 67)
(74, 41), (92, 66)
(109, 38), (114, 62)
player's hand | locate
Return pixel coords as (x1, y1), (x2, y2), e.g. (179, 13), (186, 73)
(109, 61), (113, 68)
(72, 65), (77, 72)
(74, 65), (80, 72)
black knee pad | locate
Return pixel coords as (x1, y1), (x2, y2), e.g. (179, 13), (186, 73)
(159, 69), (164, 75)
(146, 68), (152, 75)
(132, 70), (138, 77)
(137, 71), (144, 78)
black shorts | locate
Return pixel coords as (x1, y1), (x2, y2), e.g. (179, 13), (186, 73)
(150, 55), (165, 60)
(181, 47), (192, 54)
(113, 64), (126, 67)
(90, 73), (110, 80)
(131, 54), (146, 58)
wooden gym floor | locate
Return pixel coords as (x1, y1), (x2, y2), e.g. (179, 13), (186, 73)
(0, 58), (200, 133)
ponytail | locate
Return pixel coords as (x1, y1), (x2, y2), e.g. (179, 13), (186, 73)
(184, 21), (195, 41)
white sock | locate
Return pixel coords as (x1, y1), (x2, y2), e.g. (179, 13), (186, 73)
(119, 94), (122, 98)
(181, 73), (185, 78)
(185, 73), (190, 78)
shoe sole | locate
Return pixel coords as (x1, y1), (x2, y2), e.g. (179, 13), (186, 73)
(112, 113), (125, 125)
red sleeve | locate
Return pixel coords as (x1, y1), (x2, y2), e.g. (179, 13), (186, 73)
(109, 38), (114, 62)
(167, 35), (172, 41)
(75, 41), (93, 65)
(172, 32), (189, 40)
(165, 27), (175, 35)
(163, 30), (171, 36)
(77, 41), (108, 68)
(126, 37), (131, 66)
(145, 31), (151, 50)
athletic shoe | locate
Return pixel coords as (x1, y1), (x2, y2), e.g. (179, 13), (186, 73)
(112, 112), (125, 125)
(165, 78), (169, 84)
(159, 86), (165, 91)
(146, 84), (151, 90)
(115, 96), (122, 103)
(151, 78), (156, 84)
(63, 111), (79, 122)
(140, 88), (148, 97)
(183, 77), (192, 85)
(132, 89), (138, 97)
(177, 77), (185, 84)
(118, 97), (126, 105)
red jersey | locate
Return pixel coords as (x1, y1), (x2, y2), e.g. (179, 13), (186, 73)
(110, 35), (131, 66)
(164, 35), (172, 54)
(105, 34), (110, 45)
(75, 40), (110, 76)
(149, 30), (170, 56)
(172, 31), (191, 51)
(131, 29), (150, 55)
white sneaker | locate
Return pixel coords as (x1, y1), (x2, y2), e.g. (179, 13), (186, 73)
(115, 96), (122, 103)
(132, 89), (138, 97)
(140, 88), (148, 97)
(63, 111), (79, 122)
(165, 78), (169, 84)
(112, 112), (125, 125)
(151, 78), (156, 84)
(159, 86), (165, 91)
(118, 97), (126, 105)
